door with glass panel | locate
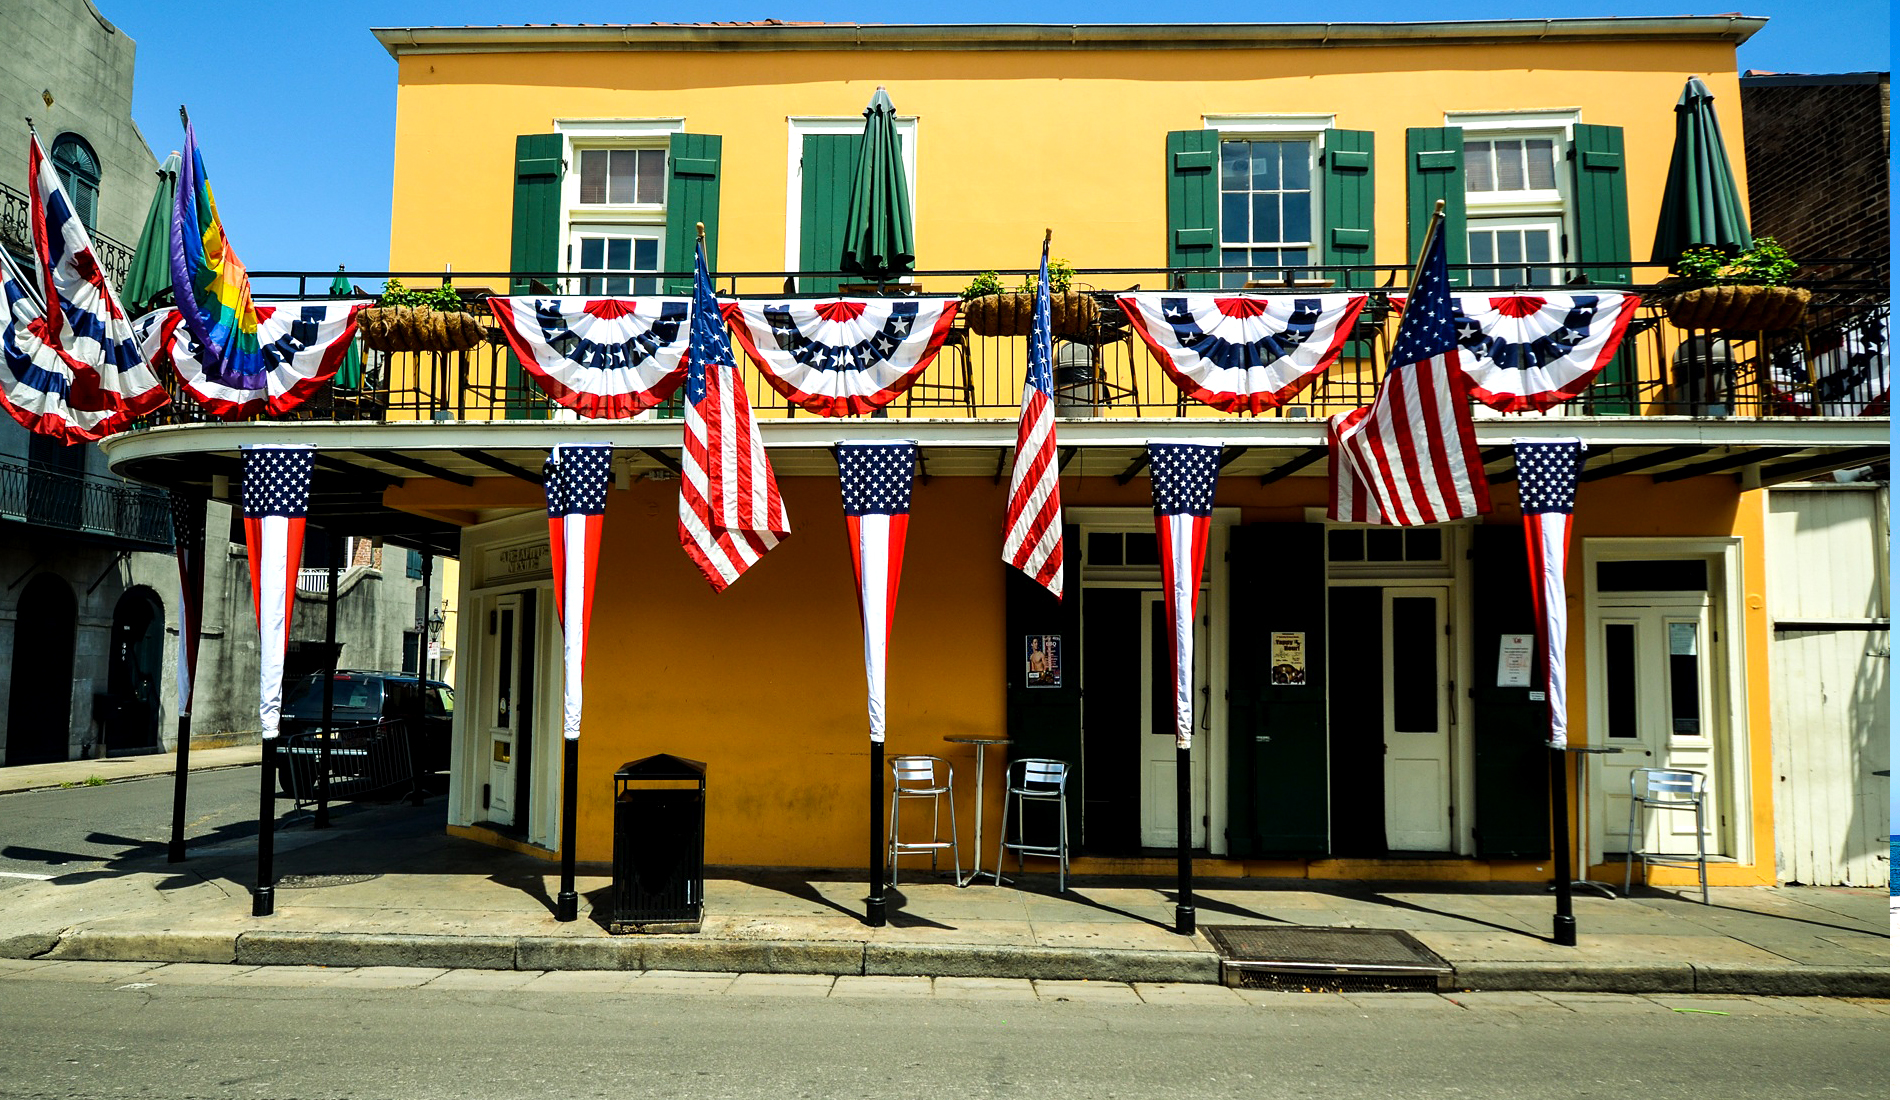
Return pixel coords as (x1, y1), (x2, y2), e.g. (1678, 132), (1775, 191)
(1139, 592), (1210, 848)
(1595, 595), (1720, 857)
(1383, 588), (1454, 851)
(484, 594), (527, 827)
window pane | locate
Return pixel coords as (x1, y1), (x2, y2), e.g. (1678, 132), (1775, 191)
(633, 275), (660, 296)
(579, 237), (604, 269)
(1221, 193), (1249, 243)
(1282, 191), (1311, 243)
(1526, 231), (1552, 264)
(606, 237), (632, 270)
(1667, 621), (1703, 736)
(1253, 194), (1280, 244)
(581, 276), (603, 295)
(1327, 529), (1364, 562)
(1087, 532), (1122, 566)
(579, 150), (608, 204)
(633, 238), (660, 270)
(1251, 143), (1279, 190)
(1525, 139), (1556, 189)
(607, 149), (637, 203)
(1605, 623), (1637, 738)
(607, 276), (630, 296)
(1497, 231), (1524, 267)
(1124, 532), (1159, 566)
(1221, 247), (1250, 270)
(1281, 145), (1310, 191)
(1220, 142), (1250, 190)
(1404, 528), (1442, 561)
(1596, 560), (1709, 592)
(1496, 140), (1525, 190)
(636, 149), (665, 204)
(1390, 597), (1439, 733)
(1465, 142), (1494, 192)
(1366, 528), (1403, 562)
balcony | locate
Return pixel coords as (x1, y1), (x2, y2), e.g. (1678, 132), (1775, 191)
(0, 457), (173, 551)
(0, 181), (135, 289)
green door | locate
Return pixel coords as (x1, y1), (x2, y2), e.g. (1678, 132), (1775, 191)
(1470, 524), (1554, 858)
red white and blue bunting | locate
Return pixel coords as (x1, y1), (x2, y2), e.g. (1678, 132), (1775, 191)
(136, 301), (366, 420)
(1117, 292), (1367, 415)
(721, 298), (960, 417)
(1448, 292), (1641, 413)
(0, 249), (144, 442)
(488, 296), (692, 418)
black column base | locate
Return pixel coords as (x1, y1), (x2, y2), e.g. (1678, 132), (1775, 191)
(1175, 904), (1196, 937)
(555, 891), (578, 923)
(866, 897), (887, 928)
(166, 840), (186, 864)
(1552, 914), (1577, 947)
(252, 887), (274, 917)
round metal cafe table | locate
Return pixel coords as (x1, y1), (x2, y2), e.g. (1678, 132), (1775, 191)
(944, 735), (1010, 886)
(1563, 744), (1625, 897)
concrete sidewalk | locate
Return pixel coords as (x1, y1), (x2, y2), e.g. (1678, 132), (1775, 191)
(0, 765), (1888, 997)
(0, 745), (260, 795)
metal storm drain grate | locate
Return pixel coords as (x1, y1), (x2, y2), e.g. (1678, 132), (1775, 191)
(275, 873), (381, 890)
(1202, 926), (1453, 993)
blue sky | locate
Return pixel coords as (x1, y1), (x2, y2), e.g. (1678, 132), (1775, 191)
(108, 0), (1888, 276)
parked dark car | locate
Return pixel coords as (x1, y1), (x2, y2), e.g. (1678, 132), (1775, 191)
(278, 671), (454, 792)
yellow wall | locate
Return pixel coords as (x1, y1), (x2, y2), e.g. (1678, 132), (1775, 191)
(388, 39), (1746, 282)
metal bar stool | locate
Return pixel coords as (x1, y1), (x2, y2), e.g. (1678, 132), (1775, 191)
(1623, 768), (1710, 904)
(887, 755), (959, 885)
(996, 758), (1070, 892)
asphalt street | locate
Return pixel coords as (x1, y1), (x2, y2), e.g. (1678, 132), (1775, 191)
(0, 962), (1886, 1100)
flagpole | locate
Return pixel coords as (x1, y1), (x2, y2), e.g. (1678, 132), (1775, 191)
(556, 736), (579, 922)
(868, 740), (886, 927)
(254, 740), (275, 916)
(1550, 749), (1576, 945)
(1175, 744), (1194, 935)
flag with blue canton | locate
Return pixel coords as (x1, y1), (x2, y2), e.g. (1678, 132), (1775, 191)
(1148, 441), (1221, 749)
(545, 444), (612, 741)
(241, 444), (313, 740)
(1515, 439), (1583, 748)
(836, 441), (918, 743)
(1002, 236), (1064, 598)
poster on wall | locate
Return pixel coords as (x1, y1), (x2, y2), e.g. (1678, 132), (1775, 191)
(1269, 631), (1307, 685)
(1497, 633), (1534, 688)
(1026, 635), (1062, 688)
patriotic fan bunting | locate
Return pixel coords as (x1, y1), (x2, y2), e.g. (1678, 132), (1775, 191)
(1149, 443), (1220, 750)
(488, 296), (691, 418)
(545, 444), (612, 741)
(1516, 440), (1584, 749)
(721, 297), (960, 416)
(0, 249), (138, 442)
(137, 301), (366, 419)
(1451, 293), (1640, 413)
(242, 444), (313, 741)
(837, 441), (917, 744)
(1118, 292), (1367, 415)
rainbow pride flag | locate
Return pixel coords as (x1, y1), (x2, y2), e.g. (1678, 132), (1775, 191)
(168, 114), (262, 384)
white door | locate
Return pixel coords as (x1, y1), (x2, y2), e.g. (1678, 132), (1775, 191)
(1384, 588), (1453, 851)
(1140, 591), (1210, 848)
(484, 594), (527, 826)
(1596, 596), (1721, 857)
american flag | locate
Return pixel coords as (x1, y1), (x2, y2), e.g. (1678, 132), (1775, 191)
(1331, 219), (1491, 526)
(1515, 439), (1584, 749)
(169, 490), (206, 716)
(1001, 238), (1063, 598)
(837, 441), (917, 743)
(679, 237), (788, 591)
(546, 444), (612, 742)
(242, 445), (312, 740)
(1149, 442), (1220, 750)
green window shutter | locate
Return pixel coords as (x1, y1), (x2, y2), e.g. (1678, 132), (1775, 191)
(1165, 129), (1219, 290)
(662, 132), (723, 295)
(1570, 123), (1635, 413)
(1320, 129), (1375, 289)
(798, 133), (863, 294)
(1470, 525), (1554, 859)
(1227, 523), (1328, 857)
(1004, 527), (1083, 832)
(507, 133), (564, 420)
(1407, 126), (1468, 286)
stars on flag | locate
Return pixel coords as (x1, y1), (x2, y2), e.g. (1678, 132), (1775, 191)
(839, 442), (918, 515)
(242, 446), (314, 519)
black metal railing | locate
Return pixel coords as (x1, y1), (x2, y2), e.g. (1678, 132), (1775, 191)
(0, 457), (173, 549)
(0, 181), (136, 289)
(126, 260), (1888, 427)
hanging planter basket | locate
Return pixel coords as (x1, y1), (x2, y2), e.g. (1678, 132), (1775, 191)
(1658, 283), (1812, 333)
(961, 290), (1100, 338)
(357, 305), (488, 353)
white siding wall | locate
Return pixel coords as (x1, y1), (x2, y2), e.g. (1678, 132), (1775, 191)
(1765, 485), (1890, 886)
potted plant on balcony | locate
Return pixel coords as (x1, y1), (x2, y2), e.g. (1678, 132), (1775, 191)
(359, 280), (488, 353)
(1653, 237), (1810, 332)
(960, 258), (1099, 338)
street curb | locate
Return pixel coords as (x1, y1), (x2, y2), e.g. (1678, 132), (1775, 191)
(47, 928), (237, 965)
(237, 931), (517, 971)
(1449, 961), (1698, 993)
(1691, 963), (1890, 998)
(864, 942), (1221, 983)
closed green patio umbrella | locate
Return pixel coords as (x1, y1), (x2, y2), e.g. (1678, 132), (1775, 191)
(839, 87), (914, 285)
(121, 152), (179, 316)
(329, 267), (363, 389)
(1651, 76), (1753, 267)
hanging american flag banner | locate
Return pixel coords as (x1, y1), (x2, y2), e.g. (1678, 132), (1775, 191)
(169, 490), (207, 716)
(242, 444), (313, 741)
(1001, 238), (1063, 598)
(837, 441), (917, 744)
(488, 296), (691, 418)
(1331, 219), (1492, 527)
(679, 236), (789, 591)
(137, 301), (366, 419)
(545, 444), (612, 741)
(1149, 442), (1220, 750)
(1452, 293), (1640, 413)
(0, 248), (137, 443)
(1117, 292), (1367, 415)
(1515, 439), (1584, 749)
(721, 297), (960, 416)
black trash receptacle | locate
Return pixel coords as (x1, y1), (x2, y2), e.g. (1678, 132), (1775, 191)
(611, 754), (707, 934)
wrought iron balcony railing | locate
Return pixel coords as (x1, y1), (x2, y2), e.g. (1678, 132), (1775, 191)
(0, 457), (173, 550)
(0, 181), (136, 289)
(131, 261), (1888, 428)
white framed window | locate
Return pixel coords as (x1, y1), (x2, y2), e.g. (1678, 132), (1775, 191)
(785, 115), (919, 274)
(1449, 110), (1577, 289)
(555, 118), (683, 294)
(1466, 215), (1563, 289)
(1203, 116), (1330, 289)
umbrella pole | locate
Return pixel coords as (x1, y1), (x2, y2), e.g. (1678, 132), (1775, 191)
(1175, 743), (1195, 935)
(253, 738), (275, 916)
(165, 712), (191, 862)
(867, 740), (887, 926)
(556, 736), (579, 921)
(1550, 747), (1577, 946)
